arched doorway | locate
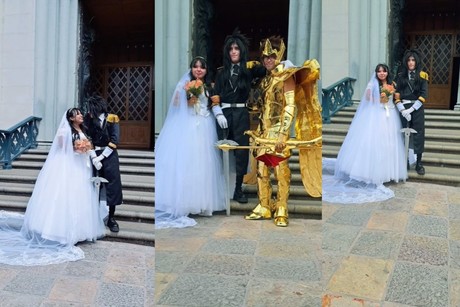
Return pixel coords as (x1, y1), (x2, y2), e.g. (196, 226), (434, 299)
(392, 0), (460, 109)
(80, 0), (154, 149)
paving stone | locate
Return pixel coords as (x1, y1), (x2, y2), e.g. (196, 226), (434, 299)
(155, 234), (207, 252)
(392, 185), (418, 199)
(366, 211), (409, 232)
(406, 215), (448, 238)
(326, 207), (373, 226)
(0, 290), (43, 307)
(252, 257), (321, 282)
(398, 235), (448, 266)
(95, 282), (145, 307)
(385, 262), (448, 307)
(3, 271), (55, 296)
(157, 274), (248, 307)
(322, 223), (361, 252)
(376, 197), (414, 212)
(184, 253), (253, 276)
(201, 238), (257, 255)
(450, 268), (460, 307)
(327, 255), (394, 301)
(107, 247), (146, 267)
(448, 191), (460, 205)
(257, 240), (316, 259)
(246, 278), (321, 306)
(154, 272), (178, 303)
(322, 294), (381, 306)
(449, 219), (460, 241)
(63, 260), (106, 278)
(48, 276), (98, 304)
(449, 204), (460, 220)
(321, 251), (344, 288)
(103, 264), (146, 286)
(0, 267), (18, 289)
(350, 231), (402, 258)
(155, 251), (194, 273)
(413, 199), (448, 217)
(450, 240), (460, 269)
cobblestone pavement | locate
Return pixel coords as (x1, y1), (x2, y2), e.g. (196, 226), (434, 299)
(323, 181), (460, 307)
(155, 213), (322, 306)
(0, 241), (154, 307)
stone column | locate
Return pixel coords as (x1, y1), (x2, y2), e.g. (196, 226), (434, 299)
(34, 0), (79, 141)
(155, 0), (192, 136)
(287, 0), (321, 65)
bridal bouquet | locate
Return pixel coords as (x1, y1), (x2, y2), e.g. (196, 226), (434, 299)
(184, 80), (204, 100)
(74, 139), (92, 153)
(380, 83), (395, 103)
(184, 79), (204, 113)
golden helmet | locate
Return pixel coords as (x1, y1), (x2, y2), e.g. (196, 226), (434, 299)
(260, 38), (286, 64)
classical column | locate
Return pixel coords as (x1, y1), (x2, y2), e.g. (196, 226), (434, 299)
(287, 0), (321, 65)
(155, 0), (192, 136)
(34, 0), (79, 141)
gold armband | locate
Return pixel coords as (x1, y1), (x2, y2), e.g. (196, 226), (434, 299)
(108, 142), (117, 149)
(418, 96), (426, 103)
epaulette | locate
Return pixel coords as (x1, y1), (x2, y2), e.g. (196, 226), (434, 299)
(247, 61), (261, 69)
(107, 114), (120, 123)
(419, 71), (429, 81)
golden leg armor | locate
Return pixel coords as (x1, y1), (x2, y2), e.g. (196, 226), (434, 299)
(245, 162), (272, 220)
(273, 160), (290, 227)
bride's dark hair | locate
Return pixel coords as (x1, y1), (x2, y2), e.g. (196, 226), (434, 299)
(66, 108), (88, 143)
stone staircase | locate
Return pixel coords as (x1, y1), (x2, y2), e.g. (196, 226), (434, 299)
(323, 104), (460, 187)
(153, 149), (322, 219)
(0, 145), (154, 246)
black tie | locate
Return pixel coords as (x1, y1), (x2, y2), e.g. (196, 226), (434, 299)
(230, 65), (239, 88)
(410, 71), (415, 81)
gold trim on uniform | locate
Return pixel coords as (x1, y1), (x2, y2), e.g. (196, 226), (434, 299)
(107, 114), (120, 123)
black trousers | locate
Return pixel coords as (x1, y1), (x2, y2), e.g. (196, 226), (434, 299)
(217, 107), (250, 176)
(94, 149), (123, 206)
(399, 103), (425, 154)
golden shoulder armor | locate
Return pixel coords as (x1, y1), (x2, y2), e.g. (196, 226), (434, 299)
(420, 71), (429, 81)
(107, 114), (120, 123)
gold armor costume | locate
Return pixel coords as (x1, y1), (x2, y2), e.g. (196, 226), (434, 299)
(245, 38), (322, 227)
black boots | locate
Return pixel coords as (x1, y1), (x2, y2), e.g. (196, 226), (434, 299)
(107, 217), (119, 232)
(233, 175), (248, 203)
(415, 154), (425, 175)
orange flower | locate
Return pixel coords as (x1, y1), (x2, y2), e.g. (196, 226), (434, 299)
(184, 80), (204, 99)
(74, 139), (92, 153)
(380, 84), (395, 101)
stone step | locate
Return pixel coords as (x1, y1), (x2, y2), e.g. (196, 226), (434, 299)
(0, 148), (154, 245)
(324, 105), (460, 187)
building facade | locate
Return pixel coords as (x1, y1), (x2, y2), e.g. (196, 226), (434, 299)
(0, 0), (153, 148)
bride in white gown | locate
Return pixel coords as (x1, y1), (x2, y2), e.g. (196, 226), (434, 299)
(155, 56), (227, 228)
(323, 64), (407, 204)
(0, 108), (107, 265)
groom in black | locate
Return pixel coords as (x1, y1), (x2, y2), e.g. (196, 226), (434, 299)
(214, 29), (265, 203)
(394, 49), (428, 175)
(85, 95), (123, 232)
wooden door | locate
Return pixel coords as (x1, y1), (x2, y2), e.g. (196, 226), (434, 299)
(405, 33), (459, 109)
(95, 63), (153, 149)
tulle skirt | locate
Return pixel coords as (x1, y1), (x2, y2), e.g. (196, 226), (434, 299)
(155, 110), (226, 219)
(0, 151), (107, 266)
(335, 103), (407, 185)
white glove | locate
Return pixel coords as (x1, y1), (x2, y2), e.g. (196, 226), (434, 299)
(401, 107), (414, 117)
(89, 150), (103, 170)
(402, 112), (411, 121)
(413, 100), (423, 110)
(102, 147), (113, 158)
(93, 155), (104, 163)
(212, 105), (228, 128)
(396, 103), (405, 112)
(216, 114), (228, 129)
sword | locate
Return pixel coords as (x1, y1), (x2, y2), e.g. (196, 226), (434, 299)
(215, 138), (237, 216)
(90, 173), (109, 223)
(400, 121), (417, 182)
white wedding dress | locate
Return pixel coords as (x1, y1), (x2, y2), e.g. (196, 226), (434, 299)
(323, 74), (407, 204)
(0, 111), (107, 266)
(155, 71), (226, 228)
